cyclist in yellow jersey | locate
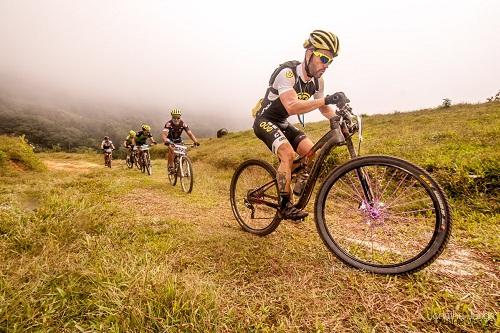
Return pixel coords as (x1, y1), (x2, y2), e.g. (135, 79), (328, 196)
(253, 30), (350, 221)
(123, 130), (137, 164)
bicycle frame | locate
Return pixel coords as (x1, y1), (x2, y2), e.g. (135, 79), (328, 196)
(291, 107), (372, 211)
(170, 143), (195, 172)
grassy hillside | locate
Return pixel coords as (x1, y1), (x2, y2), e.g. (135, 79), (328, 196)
(0, 94), (239, 151)
(0, 134), (47, 174)
(0, 103), (498, 332)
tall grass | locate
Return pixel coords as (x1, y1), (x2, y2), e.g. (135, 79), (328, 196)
(1, 102), (498, 332)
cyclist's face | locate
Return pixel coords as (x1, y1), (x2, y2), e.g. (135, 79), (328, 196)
(172, 116), (181, 124)
(308, 49), (334, 78)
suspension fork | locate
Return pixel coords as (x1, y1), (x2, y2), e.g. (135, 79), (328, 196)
(345, 136), (374, 204)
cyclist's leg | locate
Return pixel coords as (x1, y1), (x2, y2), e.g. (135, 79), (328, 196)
(276, 143), (294, 197)
(280, 125), (310, 219)
(253, 119), (308, 220)
(296, 137), (314, 157)
(167, 145), (175, 172)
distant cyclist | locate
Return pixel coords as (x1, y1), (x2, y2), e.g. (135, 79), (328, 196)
(101, 136), (116, 151)
(101, 136), (116, 165)
(123, 130), (137, 163)
(161, 108), (200, 174)
(253, 29), (349, 221)
(135, 124), (157, 161)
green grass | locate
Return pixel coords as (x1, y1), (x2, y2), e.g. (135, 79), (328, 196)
(0, 135), (47, 174)
(0, 102), (499, 332)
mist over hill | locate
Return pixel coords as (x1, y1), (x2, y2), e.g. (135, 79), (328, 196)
(0, 75), (250, 150)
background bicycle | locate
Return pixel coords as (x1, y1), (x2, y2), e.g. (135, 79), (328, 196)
(167, 142), (195, 193)
(125, 146), (137, 169)
(230, 104), (452, 275)
(138, 144), (153, 175)
(103, 148), (113, 168)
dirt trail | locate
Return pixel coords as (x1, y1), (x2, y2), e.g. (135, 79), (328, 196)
(44, 159), (101, 172)
(124, 187), (495, 278)
(40, 156), (495, 279)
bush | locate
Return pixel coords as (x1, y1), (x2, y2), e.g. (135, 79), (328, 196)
(0, 135), (47, 174)
(441, 98), (451, 108)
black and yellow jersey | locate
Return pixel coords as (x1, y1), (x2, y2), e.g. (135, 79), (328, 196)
(256, 60), (324, 123)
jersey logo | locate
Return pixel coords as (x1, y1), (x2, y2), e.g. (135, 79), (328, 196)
(285, 70), (294, 79)
(297, 92), (311, 100)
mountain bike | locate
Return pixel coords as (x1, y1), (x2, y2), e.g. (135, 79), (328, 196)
(125, 146), (137, 169)
(103, 148), (113, 168)
(167, 143), (195, 193)
(138, 144), (153, 175)
(229, 105), (451, 275)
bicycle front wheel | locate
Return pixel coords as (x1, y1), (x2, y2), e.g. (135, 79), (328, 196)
(126, 154), (133, 168)
(229, 159), (281, 236)
(168, 157), (178, 186)
(145, 153), (152, 175)
(180, 156), (194, 193)
(135, 155), (141, 170)
(315, 155), (451, 274)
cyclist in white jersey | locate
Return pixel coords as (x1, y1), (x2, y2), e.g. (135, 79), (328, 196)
(253, 29), (350, 221)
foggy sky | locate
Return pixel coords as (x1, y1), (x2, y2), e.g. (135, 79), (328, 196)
(1, 0), (499, 130)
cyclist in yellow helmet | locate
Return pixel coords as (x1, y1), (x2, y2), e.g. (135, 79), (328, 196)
(252, 29), (350, 221)
(123, 130), (136, 148)
(135, 124), (157, 161)
(161, 108), (200, 174)
(123, 130), (137, 164)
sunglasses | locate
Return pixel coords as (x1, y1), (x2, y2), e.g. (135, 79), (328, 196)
(172, 116), (180, 120)
(313, 50), (333, 65)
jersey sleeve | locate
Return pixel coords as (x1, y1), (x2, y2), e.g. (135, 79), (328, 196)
(273, 68), (296, 95)
(162, 121), (171, 132)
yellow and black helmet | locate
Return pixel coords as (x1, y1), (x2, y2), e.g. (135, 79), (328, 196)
(170, 108), (182, 117)
(141, 124), (151, 131)
(303, 30), (340, 57)
(128, 130), (136, 137)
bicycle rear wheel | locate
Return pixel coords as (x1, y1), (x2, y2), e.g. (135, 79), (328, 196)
(180, 156), (194, 193)
(230, 159), (281, 236)
(315, 155), (451, 274)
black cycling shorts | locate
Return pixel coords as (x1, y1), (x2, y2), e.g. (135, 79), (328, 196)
(253, 117), (306, 154)
(169, 138), (183, 144)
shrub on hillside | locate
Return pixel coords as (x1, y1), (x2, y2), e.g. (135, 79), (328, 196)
(0, 135), (47, 174)
(441, 98), (451, 108)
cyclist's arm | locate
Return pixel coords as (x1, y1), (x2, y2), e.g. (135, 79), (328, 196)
(186, 129), (198, 144)
(280, 90), (327, 115)
(313, 80), (336, 119)
(123, 140), (127, 148)
(161, 129), (169, 143)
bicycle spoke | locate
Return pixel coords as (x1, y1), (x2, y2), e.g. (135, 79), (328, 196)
(317, 157), (450, 273)
(230, 160), (281, 235)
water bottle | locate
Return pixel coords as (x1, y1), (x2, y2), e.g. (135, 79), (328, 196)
(293, 170), (309, 196)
